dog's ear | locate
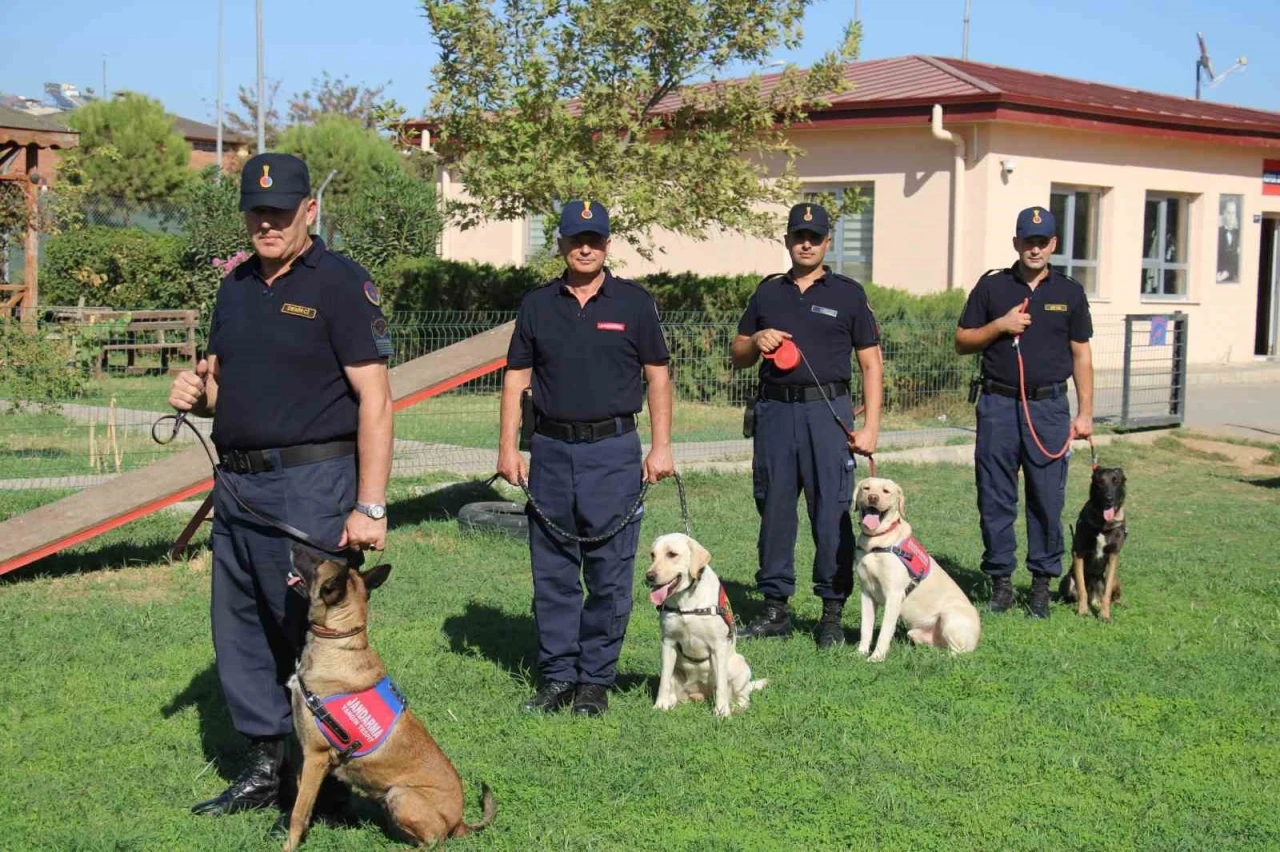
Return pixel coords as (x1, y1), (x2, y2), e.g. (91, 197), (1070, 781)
(893, 482), (906, 519)
(290, 543), (321, 574)
(853, 481), (865, 510)
(690, 539), (712, 580)
(360, 562), (392, 596)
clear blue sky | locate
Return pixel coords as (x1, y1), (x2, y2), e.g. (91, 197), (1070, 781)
(2, 0), (1277, 125)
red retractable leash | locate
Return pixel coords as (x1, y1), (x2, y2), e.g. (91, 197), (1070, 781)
(763, 339), (877, 477)
(1011, 297), (1097, 466)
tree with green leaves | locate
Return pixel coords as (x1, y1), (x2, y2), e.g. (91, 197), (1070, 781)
(62, 93), (193, 207)
(275, 114), (405, 205)
(421, 0), (860, 255)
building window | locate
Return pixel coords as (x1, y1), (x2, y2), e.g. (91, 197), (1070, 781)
(1141, 193), (1190, 299)
(1049, 185), (1100, 295)
(525, 203), (563, 261)
(804, 184), (874, 282)
(1217, 194), (1243, 284)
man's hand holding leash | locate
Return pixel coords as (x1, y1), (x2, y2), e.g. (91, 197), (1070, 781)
(497, 447), (529, 488)
(340, 511), (387, 552)
(643, 444), (675, 484)
(169, 358), (212, 416)
(751, 328), (792, 355)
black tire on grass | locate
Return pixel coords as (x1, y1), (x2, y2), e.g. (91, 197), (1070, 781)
(457, 501), (529, 540)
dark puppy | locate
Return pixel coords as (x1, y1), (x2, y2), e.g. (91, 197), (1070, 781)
(1060, 467), (1127, 621)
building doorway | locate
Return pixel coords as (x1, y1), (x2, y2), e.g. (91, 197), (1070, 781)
(1257, 216), (1280, 358)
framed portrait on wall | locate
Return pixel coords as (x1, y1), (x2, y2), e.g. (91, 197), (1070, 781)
(1217, 194), (1243, 283)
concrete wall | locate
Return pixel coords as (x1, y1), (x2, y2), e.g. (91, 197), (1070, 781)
(982, 122), (1280, 364)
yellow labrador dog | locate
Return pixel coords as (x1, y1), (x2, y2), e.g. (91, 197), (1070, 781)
(854, 478), (981, 661)
(645, 534), (767, 717)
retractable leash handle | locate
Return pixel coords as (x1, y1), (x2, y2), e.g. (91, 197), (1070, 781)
(1012, 297), (1075, 461)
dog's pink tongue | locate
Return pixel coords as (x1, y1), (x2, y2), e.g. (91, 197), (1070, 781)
(649, 582), (674, 607)
(1103, 507), (1116, 522)
(862, 512), (882, 533)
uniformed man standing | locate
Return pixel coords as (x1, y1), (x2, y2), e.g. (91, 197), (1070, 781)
(168, 153), (394, 814)
(731, 202), (884, 648)
(955, 206), (1093, 618)
(496, 201), (675, 716)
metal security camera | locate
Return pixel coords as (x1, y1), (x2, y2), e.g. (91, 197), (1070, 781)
(1000, 158), (1016, 175)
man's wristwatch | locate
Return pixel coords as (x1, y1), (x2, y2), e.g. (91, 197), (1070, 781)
(355, 502), (387, 521)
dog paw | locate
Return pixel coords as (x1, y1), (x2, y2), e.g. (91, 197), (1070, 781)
(857, 646), (872, 657)
(714, 705), (732, 718)
(868, 650), (887, 663)
(654, 697), (677, 711)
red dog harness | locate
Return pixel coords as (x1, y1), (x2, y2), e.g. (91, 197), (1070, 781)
(870, 535), (932, 594)
(660, 585), (736, 638)
(296, 674), (407, 761)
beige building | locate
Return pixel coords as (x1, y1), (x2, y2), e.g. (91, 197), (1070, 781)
(417, 56), (1280, 364)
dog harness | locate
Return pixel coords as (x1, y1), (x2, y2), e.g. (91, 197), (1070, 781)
(869, 535), (932, 594)
(296, 673), (407, 761)
(660, 585), (736, 638)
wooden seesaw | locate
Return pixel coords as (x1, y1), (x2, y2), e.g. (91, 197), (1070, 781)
(0, 322), (514, 577)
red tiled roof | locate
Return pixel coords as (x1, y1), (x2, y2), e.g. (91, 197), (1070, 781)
(408, 55), (1280, 141)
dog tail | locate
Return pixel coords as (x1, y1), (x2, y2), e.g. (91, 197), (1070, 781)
(450, 782), (497, 837)
(749, 678), (768, 693)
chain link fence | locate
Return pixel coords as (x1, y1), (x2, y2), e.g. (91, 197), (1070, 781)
(2, 310), (1130, 489)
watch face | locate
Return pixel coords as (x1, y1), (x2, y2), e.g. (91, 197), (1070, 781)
(369, 505), (386, 520)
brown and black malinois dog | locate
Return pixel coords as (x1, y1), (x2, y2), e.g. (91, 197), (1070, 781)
(283, 545), (495, 851)
(1060, 467), (1128, 621)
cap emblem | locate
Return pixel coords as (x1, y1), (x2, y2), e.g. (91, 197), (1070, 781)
(580, 202), (594, 220)
(803, 206), (813, 222)
(259, 165), (273, 189)
(1032, 208), (1042, 224)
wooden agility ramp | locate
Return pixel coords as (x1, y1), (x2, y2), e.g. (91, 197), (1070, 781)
(0, 322), (514, 577)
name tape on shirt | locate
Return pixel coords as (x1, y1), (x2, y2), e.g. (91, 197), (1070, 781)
(597, 321), (627, 332)
(1044, 303), (1069, 312)
(281, 303), (317, 320)
(810, 305), (839, 319)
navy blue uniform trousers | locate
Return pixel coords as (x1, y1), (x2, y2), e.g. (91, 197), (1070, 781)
(210, 454), (357, 738)
(751, 397), (857, 601)
(527, 430), (643, 686)
(974, 391), (1071, 578)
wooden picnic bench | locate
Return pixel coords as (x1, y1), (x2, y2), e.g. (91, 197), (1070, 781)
(45, 308), (200, 376)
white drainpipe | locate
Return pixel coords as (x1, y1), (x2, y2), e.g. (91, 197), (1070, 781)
(931, 104), (966, 290)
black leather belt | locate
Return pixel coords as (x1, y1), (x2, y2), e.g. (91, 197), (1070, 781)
(219, 439), (356, 474)
(983, 379), (1068, 401)
(535, 414), (637, 443)
(759, 382), (850, 403)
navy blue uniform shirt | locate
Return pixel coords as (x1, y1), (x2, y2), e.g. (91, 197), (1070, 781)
(737, 266), (880, 386)
(207, 237), (392, 451)
(958, 264), (1092, 388)
(506, 269), (670, 422)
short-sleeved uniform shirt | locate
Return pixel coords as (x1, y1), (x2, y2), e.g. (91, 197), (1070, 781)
(958, 264), (1092, 388)
(736, 266), (880, 386)
(207, 237), (392, 451)
(506, 269), (670, 422)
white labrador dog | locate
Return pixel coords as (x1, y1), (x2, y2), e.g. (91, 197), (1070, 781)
(854, 477), (981, 662)
(645, 533), (767, 717)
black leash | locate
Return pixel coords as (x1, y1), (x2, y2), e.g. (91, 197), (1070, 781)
(487, 470), (690, 545)
(152, 411), (349, 558)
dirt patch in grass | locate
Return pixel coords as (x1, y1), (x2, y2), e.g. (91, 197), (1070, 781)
(47, 563), (182, 605)
(1177, 438), (1278, 477)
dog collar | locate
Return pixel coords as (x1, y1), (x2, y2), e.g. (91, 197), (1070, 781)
(659, 586), (736, 636)
(309, 622), (366, 639)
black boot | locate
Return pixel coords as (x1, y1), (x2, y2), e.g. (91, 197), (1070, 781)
(739, 597), (793, 639)
(571, 683), (609, 717)
(988, 576), (1014, 613)
(521, 679), (576, 713)
(1027, 574), (1052, 619)
(815, 599), (846, 649)
(191, 737), (284, 816)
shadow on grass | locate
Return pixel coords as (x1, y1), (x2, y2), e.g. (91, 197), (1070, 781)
(2, 537), (186, 585)
(390, 479), (510, 529)
(161, 663), (243, 780)
(934, 553), (990, 602)
(441, 600), (656, 697)
(1241, 476), (1280, 490)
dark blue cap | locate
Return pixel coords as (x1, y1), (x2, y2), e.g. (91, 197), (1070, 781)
(240, 153), (311, 212)
(558, 200), (610, 237)
(787, 202), (830, 237)
(1015, 206), (1056, 240)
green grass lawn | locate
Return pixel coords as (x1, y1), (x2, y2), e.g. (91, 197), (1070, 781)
(1, 439), (1277, 850)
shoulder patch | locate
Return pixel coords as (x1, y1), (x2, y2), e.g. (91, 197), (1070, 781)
(362, 281), (381, 306)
